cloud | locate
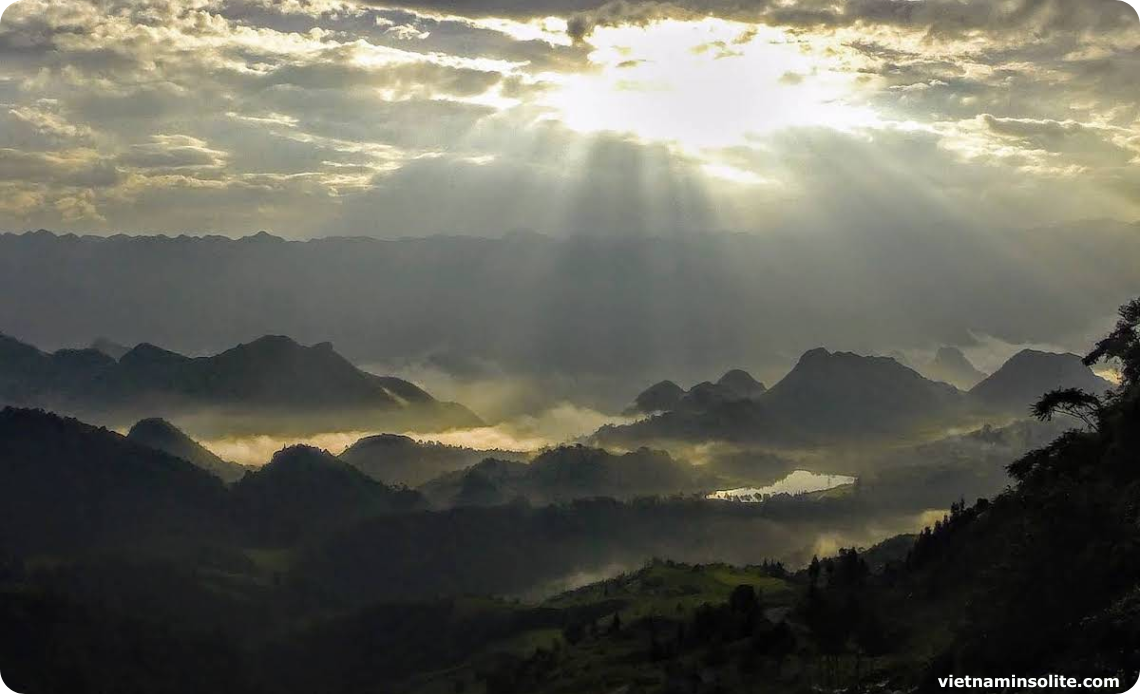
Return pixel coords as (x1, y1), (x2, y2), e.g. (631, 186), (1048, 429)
(0, 0), (1137, 238)
(355, 0), (1140, 42)
(118, 135), (229, 170)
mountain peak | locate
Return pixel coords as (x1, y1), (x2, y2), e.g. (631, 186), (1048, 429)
(924, 346), (988, 390)
(797, 347), (833, 365)
(240, 230), (284, 243)
(90, 337), (131, 361)
(120, 342), (184, 363)
(127, 417), (246, 483)
(970, 349), (1113, 412)
(627, 380), (686, 414)
(265, 444), (343, 472)
(129, 417), (183, 438)
(241, 335), (303, 352)
(715, 369), (767, 399)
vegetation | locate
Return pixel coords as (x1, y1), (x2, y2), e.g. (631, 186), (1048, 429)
(0, 297), (1137, 693)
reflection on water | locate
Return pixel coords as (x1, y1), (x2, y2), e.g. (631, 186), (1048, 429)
(707, 469), (856, 502)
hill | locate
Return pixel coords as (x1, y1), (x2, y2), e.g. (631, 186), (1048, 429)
(230, 445), (426, 545)
(339, 433), (527, 487)
(127, 418), (248, 483)
(418, 445), (721, 508)
(624, 380), (686, 415)
(0, 333), (481, 434)
(0, 408), (227, 555)
(969, 348), (1113, 415)
(0, 299), (1137, 694)
(624, 370), (767, 416)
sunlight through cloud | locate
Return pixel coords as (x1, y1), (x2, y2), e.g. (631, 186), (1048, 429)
(544, 19), (879, 150)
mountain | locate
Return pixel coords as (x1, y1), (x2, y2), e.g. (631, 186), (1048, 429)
(716, 369), (768, 400)
(0, 334), (52, 404)
(339, 434), (528, 487)
(624, 380), (685, 415)
(0, 408), (227, 555)
(0, 333), (481, 434)
(524, 445), (717, 502)
(5, 225), (1137, 412)
(969, 349), (1114, 414)
(922, 346), (988, 390)
(127, 418), (248, 483)
(230, 445), (426, 544)
(419, 458), (532, 507)
(474, 311), (1140, 692)
(90, 337), (131, 360)
(419, 445), (720, 507)
(601, 349), (965, 445)
(624, 370), (766, 416)
(763, 348), (965, 435)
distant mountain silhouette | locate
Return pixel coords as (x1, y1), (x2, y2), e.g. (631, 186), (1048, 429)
(716, 369), (768, 400)
(624, 370), (766, 416)
(90, 337), (131, 361)
(969, 349), (1114, 414)
(231, 445), (426, 545)
(4, 225), (1137, 409)
(763, 348), (963, 435)
(339, 433), (526, 487)
(0, 408), (227, 554)
(127, 418), (248, 483)
(922, 346), (988, 390)
(420, 445), (720, 507)
(602, 349), (964, 445)
(420, 458), (532, 507)
(0, 333), (480, 433)
(625, 380), (685, 415)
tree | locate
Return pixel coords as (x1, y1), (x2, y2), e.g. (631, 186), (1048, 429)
(1031, 388), (1102, 430)
(1083, 297), (1140, 388)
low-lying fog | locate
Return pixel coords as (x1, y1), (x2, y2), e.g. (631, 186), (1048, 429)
(197, 402), (639, 466)
(707, 470), (858, 502)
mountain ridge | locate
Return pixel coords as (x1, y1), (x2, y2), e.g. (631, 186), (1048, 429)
(0, 333), (481, 434)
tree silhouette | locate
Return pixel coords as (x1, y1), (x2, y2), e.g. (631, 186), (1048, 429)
(1031, 387), (1102, 430)
(1083, 297), (1140, 387)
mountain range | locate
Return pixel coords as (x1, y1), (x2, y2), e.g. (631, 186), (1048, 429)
(603, 347), (1113, 446)
(624, 370), (767, 416)
(0, 333), (480, 434)
(3, 225), (1137, 410)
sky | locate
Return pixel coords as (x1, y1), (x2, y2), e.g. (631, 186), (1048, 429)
(1, 0), (1139, 238)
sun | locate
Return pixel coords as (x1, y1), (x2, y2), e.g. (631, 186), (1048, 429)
(543, 19), (878, 151)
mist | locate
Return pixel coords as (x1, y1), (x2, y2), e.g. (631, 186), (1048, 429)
(2, 225), (1137, 412)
